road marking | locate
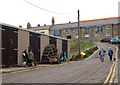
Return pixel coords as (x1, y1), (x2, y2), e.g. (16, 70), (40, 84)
(109, 46), (118, 84)
(103, 45), (118, 84)
(103, 62), (115, 84)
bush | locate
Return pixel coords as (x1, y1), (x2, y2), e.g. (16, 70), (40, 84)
(84, 49), (94, 58)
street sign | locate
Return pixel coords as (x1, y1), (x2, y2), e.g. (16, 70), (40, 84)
(90, 40), (93, 43)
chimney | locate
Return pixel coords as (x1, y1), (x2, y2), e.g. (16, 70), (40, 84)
(52, 17), (55, 25)
(19, 25), (22, 28)
(27, 22), (31, 29)
(38, 24), (40, 27)
(44, 24), (46, 26)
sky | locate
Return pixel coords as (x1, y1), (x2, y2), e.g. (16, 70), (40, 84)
(0, 0), (119, 28)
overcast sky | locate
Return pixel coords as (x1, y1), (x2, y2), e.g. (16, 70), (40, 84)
(0, 0), (119, 28)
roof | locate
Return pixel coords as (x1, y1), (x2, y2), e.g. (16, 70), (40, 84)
(50, 17), (120, 30)
(30, 17), (120, 30)
(0, 22), (70, 41)
(30, 25), (51, 30)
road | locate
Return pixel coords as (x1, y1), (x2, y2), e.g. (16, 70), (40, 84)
(2, 43), (117, 83)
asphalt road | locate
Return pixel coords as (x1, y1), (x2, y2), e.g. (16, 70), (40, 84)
(2, 43), (117, 83)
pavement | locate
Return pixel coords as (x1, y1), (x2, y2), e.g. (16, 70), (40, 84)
(1, 42), (119, 84)
(1, 64), (67, 74)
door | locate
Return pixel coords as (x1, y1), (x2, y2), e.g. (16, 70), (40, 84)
(2, 25), (18, 67)
(29, 32), (40, 63)
(49, 37), (57, 47)
(62, 40), (67, 58)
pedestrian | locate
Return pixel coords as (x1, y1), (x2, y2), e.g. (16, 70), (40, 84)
(64, 52), (67, 61)
(60, 51), (64, 61)
(22, 48), (29, 67)
(99, 48), (106, 62)
(28, 48), (35, 67)
(108, 47), (113, 61)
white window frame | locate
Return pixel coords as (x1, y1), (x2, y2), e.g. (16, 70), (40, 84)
(76, 34), (78, 38)
(106, 25), (110, 29)
(106, 33), (110, 36)
(85, 35), (89, 37)
(64, 29), (67, 32)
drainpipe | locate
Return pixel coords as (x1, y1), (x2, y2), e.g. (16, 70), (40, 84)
(112, 24), (114, 37)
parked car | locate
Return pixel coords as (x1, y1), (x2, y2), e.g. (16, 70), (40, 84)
(109, 37), (119, 42)
(100, 38), (110, 42)
(110, 38), (120, 44)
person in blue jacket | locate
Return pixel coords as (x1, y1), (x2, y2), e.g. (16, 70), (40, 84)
(108, 47), (113, 61)
(64, 52), (67, 61)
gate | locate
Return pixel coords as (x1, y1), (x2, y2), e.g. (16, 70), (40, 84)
(2, 25), (18, 67)
(29, 32), (40, 63)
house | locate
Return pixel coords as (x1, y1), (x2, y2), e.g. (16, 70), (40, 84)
(29, 17), (120, 41)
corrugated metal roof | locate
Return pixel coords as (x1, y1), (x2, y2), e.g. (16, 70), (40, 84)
(0, 22), (70, 41)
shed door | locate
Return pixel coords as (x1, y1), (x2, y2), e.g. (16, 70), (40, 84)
(62, 40), (67, 57)
(30, 32), (40, 63)
(49, 37), (57, 47)
(2, 25), (18, 67)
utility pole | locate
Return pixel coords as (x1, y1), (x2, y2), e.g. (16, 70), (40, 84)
(78, 9), (80, 57)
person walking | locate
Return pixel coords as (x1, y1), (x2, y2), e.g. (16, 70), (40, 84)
(22, 49), (29, 66)
(28, 48), (35, 67)
(64, 52), (67, 61)
(108, 47), (113, 61)
(99, 48), (106, 62)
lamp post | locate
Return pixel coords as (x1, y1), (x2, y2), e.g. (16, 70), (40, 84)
(78, 9), (80, 57)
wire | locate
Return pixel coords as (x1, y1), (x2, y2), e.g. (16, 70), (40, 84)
(23, 0), (75, 15)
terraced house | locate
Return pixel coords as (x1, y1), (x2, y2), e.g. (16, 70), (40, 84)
(29, 17), (120, 41)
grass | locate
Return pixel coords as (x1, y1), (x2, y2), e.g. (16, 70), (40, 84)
(70, 40), (82, 49)
(70, 41), (95, 57)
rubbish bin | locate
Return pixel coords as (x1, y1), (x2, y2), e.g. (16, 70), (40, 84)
(80, 52), (86, 58)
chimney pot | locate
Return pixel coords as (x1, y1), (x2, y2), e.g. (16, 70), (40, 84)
(44, 24), (46, 26)
(38, 24), (40, 27)
(27, 22), (31, 29)
(52, 17), (55, 25)
(19, 25), (22, 28)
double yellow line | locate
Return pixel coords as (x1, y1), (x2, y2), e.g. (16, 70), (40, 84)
(104, 45), (118, 84)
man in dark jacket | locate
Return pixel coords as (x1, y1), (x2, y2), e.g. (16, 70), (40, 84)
(108, 47), (113, 61)
(28, 48), (35, 67)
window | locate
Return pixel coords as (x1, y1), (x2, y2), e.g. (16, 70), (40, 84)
(85, 35), (89, 37)
(41, 32), (45, 33)
(97, 26), (103, 32)
(106, 25), (110, 29)
(64, 29), (67, 32)
(76, 34), (78, 38)
(84, 27), (89, 33)
(94, 34), (100, 36)
(53, 30), (62, 36)
(67, 36), (71, 39)
(106, 33), (110, 36)
(71, 28), (74, 32)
